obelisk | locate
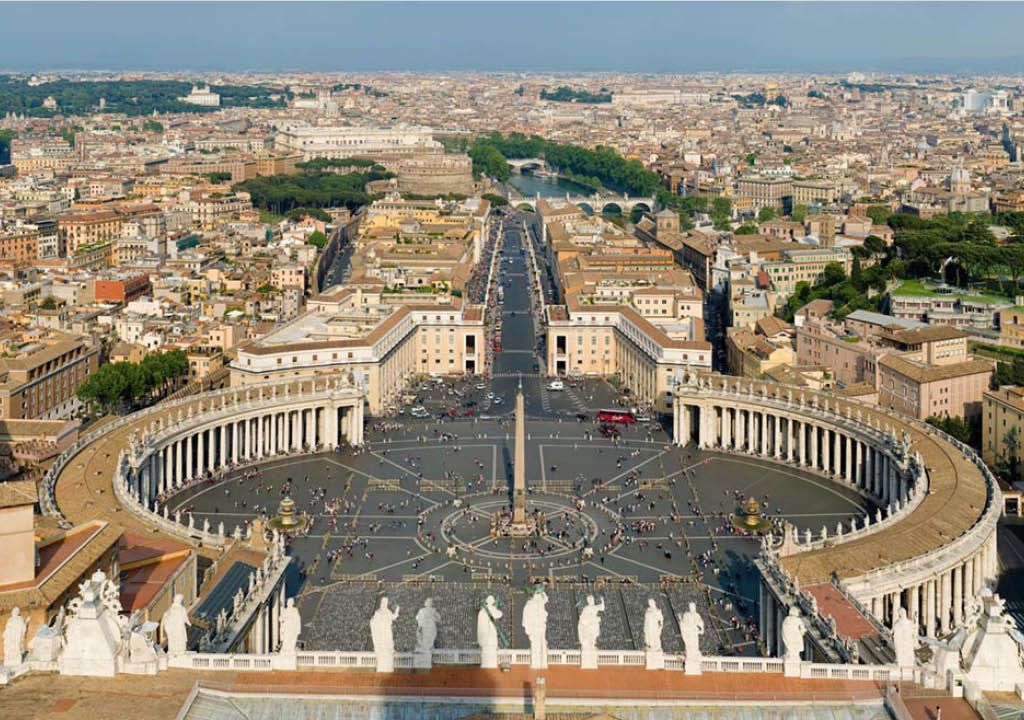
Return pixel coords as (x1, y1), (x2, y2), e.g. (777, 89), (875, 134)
(512, 376), (527, 526)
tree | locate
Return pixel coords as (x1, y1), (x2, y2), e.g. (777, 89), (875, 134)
(710, 197), (732, 230)
(39, 295), (59, 310)
(758, 206), (777, 223)
(735, 223), (757, 235)
(791, 204), (808, 224)
(142, 119), (164, 133)
(482, 192), (509, 207)
(865, 205), (892, 226)
(306, 230), (327, 249)
(862, 234), (887, 256)
(77, 349), (189, 415)
(926, 415), (976, 446)
(996, 426), (1021, 482)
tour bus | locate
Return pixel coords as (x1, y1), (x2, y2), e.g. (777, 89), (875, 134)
(497, 286), (504, 303)
(597, 409), (636, 424)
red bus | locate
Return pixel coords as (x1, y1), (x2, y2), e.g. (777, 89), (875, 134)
(597, 409), (635, 424)
(493, 338), (502, 352)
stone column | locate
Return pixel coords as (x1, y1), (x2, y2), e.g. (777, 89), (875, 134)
(759, 412), (767, 455)
(722, 407), (731, 449)
(220, 424), (228, 468)
(940, 571), (951, 635)
(174, 440), (183, 486)
(257, 415), (265, 458)
(952, 564), (963, 627)
(925, 579), (936, 637)
(809, 425), (818, 468)
(822, 428), (831, 473)
(196, 429), (205, 475)
(185, 434), (193, 481)
(909, 584), (920, 625)
(845, 435), (854, 483)
(865, 449), (874, 496)
(799, 422), (806, 465)
(232, 422), (239, 464)
(774, 414), (782, 458)
(306, 408), (315, 448)
(326, 405), (338, 449)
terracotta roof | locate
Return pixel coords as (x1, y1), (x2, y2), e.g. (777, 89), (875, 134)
(878, 355), (993, 384)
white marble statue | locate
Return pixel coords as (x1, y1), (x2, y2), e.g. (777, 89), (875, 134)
(522, 586), (549, 669)
(892, 607), (918, 669)
(679, 602), (705, 661)
(415, 599), (440, 654)
(3, 606), (27, 667)
(577, 595), (605, 653)
(477, 595), (502, 669)
(643, 598), (664, 653)
(781, 606), (807, 663)
(279, 598), (301, 655)
(370, 597), (399, 673)
(161, 594), (191, 657)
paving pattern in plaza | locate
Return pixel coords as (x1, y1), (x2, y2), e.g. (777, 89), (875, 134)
(168, 420), (873, 656)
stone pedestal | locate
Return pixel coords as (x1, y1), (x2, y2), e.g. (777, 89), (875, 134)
(59, 595), (122, 677)
(27, 631), (62, 664)
(645, 650), (664, 670)
(273, 652), (298, 671)
(684, 655), (702, 675)
(783, 659), (801, 678)
(414, 650), (432, 670)
(481, 647), (498, 669)
(580, 648), (598, 670)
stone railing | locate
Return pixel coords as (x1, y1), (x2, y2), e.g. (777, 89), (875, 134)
(784, 459), (928, 553)
(169, 648), (901, 682)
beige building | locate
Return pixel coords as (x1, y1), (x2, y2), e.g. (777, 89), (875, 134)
(878, 355), (993, 421)
(737, 176), (793, 212)
(271, 264), (307, 292)
(0, 332), (99, 420)
(58, 211), (123, 254)
(983, 386), (1024, 483)
(231, 289), (484, 413)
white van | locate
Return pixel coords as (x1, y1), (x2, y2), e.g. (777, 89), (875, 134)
(547, 380), (564, 391)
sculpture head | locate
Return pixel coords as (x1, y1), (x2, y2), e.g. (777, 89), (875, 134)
(789, 606), (800, 617)
(286, 598), (295, 609)
(172, 593), (184, 607)
(10, 607), (19, 618)
(379, 597), (389, 610)
(648, 598), (657, 610)
(485, 595), (495, 608)
(688, 602), (696, 613)
(897, 607), (908, 621)
(424, 599), (433, 608)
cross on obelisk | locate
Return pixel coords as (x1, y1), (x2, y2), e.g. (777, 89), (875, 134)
(512, 375), (528, 526)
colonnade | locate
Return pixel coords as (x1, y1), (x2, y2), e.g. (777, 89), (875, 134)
(867, 531), (999, 637)
(676, 400), (906, 506)
(126, 386), (365, 511)
(672, 374), (1001, 641)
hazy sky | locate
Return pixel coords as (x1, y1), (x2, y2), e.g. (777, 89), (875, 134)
(3, 2), (1024, 74)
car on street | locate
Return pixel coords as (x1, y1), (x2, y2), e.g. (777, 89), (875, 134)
(547, 380), (564, 391)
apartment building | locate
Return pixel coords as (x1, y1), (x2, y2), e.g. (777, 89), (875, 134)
(0, 332), (99, 420)
(0, 227), (39, 262)
(736, 176), (793, 213)
(877, 354), (993, 421)
(58, 211), (123, 254)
